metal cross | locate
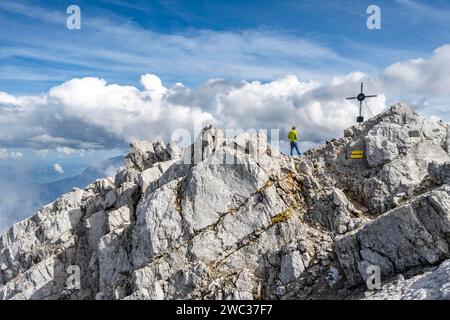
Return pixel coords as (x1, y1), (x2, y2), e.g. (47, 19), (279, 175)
(346, 82), (378, 123)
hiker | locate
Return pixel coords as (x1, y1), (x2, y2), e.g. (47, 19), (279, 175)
(288, 126), (301, 156)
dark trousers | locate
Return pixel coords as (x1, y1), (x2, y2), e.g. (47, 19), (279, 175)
(290, 141), (301, 156)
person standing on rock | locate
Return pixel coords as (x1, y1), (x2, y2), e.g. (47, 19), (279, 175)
(288, 126), (301, 156)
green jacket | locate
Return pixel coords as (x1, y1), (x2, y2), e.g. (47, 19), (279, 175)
(288, 130), (298, 142)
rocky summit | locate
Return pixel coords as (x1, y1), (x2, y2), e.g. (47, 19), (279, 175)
(2, 102), (450, 300)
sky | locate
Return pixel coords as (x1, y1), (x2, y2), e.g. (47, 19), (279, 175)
(1, 0), (450, 230)
(2, 0), (450, 93)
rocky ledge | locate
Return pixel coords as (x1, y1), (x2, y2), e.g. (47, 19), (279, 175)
(1, 103), (450, 300)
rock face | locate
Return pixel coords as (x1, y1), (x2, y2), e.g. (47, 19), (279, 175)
(334, 186), (450, 286)
(2, 103), (450, 300)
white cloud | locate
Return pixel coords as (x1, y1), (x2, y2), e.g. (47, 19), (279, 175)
(0, 72), (387, 149)
(211, 73), (386, 142)
(381, 44), (450, 121)
(53, 163), (64, 174)
(0, 74), (215, 150)
(383, 45), (450, 97)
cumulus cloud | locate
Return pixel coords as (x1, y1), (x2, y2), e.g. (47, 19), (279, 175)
(0, 74), (215, 150)
(53, 163), (64, 174)
(211, 72), (386, 142)
(383, 45), (450, 97)
(381, 44), (450, 120)
(0, 73), (387, 151)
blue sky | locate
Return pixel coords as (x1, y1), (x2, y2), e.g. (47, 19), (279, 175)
(2, 0), (450, 94)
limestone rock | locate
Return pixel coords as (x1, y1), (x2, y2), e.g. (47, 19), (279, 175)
(124, 140), (170, 171)
(429, 162), (450, 185)
(280, 250), (305, 284)
(334, 185), (450, 285)
(107, 206), (131, 232)
(311, 187), (361, 234)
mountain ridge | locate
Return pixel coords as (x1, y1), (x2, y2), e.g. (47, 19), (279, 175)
(2, 102), (450, 300)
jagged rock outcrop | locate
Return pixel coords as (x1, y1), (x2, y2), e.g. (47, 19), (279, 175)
(335, 185), (450, 286)
(2, 102), (450, 300)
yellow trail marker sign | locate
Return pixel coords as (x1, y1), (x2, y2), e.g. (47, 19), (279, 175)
(350, 150), (365, 159)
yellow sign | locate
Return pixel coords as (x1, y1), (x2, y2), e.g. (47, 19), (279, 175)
(350, 150), (364, 159)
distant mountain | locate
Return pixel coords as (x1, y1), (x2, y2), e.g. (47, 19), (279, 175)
(37, 155), (124, 205)
(0, 155), (124, 235)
